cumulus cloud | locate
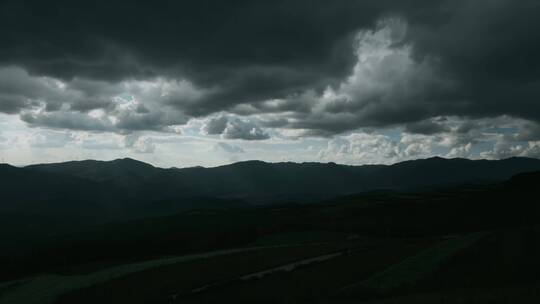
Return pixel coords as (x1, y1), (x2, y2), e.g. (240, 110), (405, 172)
(317, 128), (476, 164)
(479, 130), (540, 160)
(202, 115), (270, 140)
(7, 73), (199, 133)
(235, 17), (453, 136)
(124, 134), (156, 153)
(0, 67), (118, 114)
(317, 133), (401, 164)
(222, 118), (270, 140)
(400, 134), (437, 158)
(446, 143), (473, 158)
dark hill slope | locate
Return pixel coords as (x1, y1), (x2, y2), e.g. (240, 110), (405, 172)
(9, 157), (540, 208)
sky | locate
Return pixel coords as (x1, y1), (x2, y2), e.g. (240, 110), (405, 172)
(1, 0), (540, 168)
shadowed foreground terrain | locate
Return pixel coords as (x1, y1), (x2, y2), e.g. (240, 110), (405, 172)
(1, 158), (540, 303)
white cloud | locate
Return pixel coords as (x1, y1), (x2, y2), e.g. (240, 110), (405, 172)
(223, 117), (269, 140)
(124, 134), (156, 154)
(317, 133), (400, 164)
(481, 139), (540, 159)
(0, 67), (206, 133)
(446, 142), (473, 158)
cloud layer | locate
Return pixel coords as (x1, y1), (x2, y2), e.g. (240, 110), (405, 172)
(1, 1), (540, 165)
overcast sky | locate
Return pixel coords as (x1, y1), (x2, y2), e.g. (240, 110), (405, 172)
(1, 0), (540, 167)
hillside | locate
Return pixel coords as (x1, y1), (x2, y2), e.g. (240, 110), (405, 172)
(1, 170), (539, 303)
(1, 157), (540, 245)
(15, 156), (540, 205)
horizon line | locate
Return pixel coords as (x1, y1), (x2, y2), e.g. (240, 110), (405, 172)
(2, 155), (537, 170)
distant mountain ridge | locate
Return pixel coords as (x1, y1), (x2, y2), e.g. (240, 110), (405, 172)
(13, 156), (540, 198)
(2, 157), (540, 222)
(1, 157), (540, 245)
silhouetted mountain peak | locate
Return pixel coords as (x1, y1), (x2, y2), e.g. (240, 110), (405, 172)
(228, 159), (269, 166)
(24, 157), (157, 185)
(108, 158), (155, 169)
(426, 156), (448, 161)
(0, 163), (16, 169)
(3, 156), (540, 213)
(26, 157), (153, 169)
(214, 160), (272, 171)
(0, 163), (22, 176)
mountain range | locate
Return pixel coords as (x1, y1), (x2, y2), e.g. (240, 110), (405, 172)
(2, 157), (540, 219)
(2, 156), (540, 284)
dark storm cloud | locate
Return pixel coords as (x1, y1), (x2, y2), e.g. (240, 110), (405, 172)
(0, 0), (390, 79)
(114, 110), (189, 132)
(405, 1), (540, 122)
(0, 0), (441, 114)
(20, 111), (113, 132)
(1, 0), (540, 136)
(20, 108), (189, 133)
(0, 95), (30, 114)
(202, 115), (228, 135)
(0, 66), (117, 114)
(266, 0), (540, 136)
(405, 120), (449, 135)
